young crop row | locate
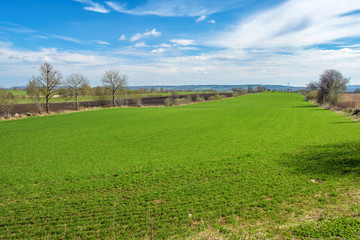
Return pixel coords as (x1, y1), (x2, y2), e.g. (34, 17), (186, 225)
(1, 92), (360, 238)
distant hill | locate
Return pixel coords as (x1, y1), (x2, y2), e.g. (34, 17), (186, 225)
(8, 84), (360, 92)
(128, 84), (305, 92)
(345, 85), (360, 92)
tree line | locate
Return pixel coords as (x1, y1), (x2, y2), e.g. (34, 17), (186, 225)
(28, 62), (128, 113)
(232, 85), (268, 95)
(0, 62), (129, 117)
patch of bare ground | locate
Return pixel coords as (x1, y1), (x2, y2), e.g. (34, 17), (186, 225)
(185, 227), (228, 240)
(276, 187), (360, 235)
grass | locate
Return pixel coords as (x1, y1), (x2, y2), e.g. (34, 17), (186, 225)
(8, 89), (27, 96)
(1, 92), (360, 239)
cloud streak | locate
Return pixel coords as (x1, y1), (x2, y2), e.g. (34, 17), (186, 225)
(105, 0), (252, 17)
(170, 39), (196, 46)
(74, 0), (110, 13)
(212, 0), (360, 49)
(130, 28), (161, 42)
(52, 35), (82, 44)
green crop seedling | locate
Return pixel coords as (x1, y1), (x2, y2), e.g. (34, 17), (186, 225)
(1, 92), (360, 239)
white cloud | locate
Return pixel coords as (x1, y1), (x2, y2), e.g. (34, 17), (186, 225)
(96, 40), (110, 45)
(158, 43), (172, 48)
(2, 41), (360, 87)
(151, 48), (166, 53)
(105, 1), (127, 12)
(130, 28), (161, 42)
(170, 39), (196, 46)
(52, 35), (82, 44)
(196, 15), (206, 22)
(212, 0), (360, 49)
(118, 34), (126, 41)
(208, 20), (216, 24)
(103, 0), (250, 17)
(74, 0), (110, 13)
(134, 42), (148, 47)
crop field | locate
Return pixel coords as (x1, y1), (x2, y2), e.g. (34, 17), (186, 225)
(1, 92), (360, 239)
(338, 93), (360, 109)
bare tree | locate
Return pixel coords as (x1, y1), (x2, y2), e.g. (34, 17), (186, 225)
(26, 77), (43, 113)
(35, 62), (63, 113)
(306, 81), (318, 92)
(0, 88), (15, 118)
(66, 73), (89, 110)
(317, 69), (349, 106)
(101, 70), (128, 106)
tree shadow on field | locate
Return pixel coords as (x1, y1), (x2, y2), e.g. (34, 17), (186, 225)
(332, 121), (358, 124)
(292, 105), (317, 108)
(280, 142), (360, 177)
(292, 105), (327, 110)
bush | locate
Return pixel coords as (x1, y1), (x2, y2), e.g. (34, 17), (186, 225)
(185, 95), (193, 102)
(174, 98), (190, 106)
(133, 95), (142, 107)
(306, 91), (318, 100)
(164, 97), (174, 106)
(196, 95), (205, 102)
(208, 96), (215, 101)
(342, 107), (353, 114)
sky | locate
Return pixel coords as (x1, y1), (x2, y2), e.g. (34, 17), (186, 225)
(1, 0), (360, 87)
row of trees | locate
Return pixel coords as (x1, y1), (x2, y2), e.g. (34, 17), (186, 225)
(232, 85), (268, 94)
(305, 69), (349, 106)
(27, 62), (128, 113)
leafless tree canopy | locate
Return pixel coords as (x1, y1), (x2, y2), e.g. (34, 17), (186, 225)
(26, 78), (43, 113)
(101, 70), (128, 106)
(306, 81), (318, 92)
(66, 73), (89, 110)
(36, 62), (63, 113)
(0, 88), (15, 118)
(317, 69), (349, 105)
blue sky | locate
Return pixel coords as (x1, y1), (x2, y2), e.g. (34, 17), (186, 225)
(1, 0), (360, 87)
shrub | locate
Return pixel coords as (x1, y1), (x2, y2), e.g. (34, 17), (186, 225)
(185, 95), (193, 102)
(306, 91), (318, 100)
(164, 97), (174, 106)
(174, 98), (190, 106)
(133, 95), (142, 107)
(196, 95), (205, 102)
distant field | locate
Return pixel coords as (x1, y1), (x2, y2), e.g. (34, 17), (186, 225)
(1, 93), (360, 239)
(8, 89), (27, 96)
(10, 90), (212, 104)
(338, 93), (360, 108)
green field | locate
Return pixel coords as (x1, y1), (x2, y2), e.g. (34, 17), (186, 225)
(1, 92), (360, 239)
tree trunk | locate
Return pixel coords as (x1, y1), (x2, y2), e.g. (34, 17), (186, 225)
(46, 97), (49, 113)
(37, 101), (41, 113)
(112, 93), (116, 106)
(76, 95), (79, 110)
